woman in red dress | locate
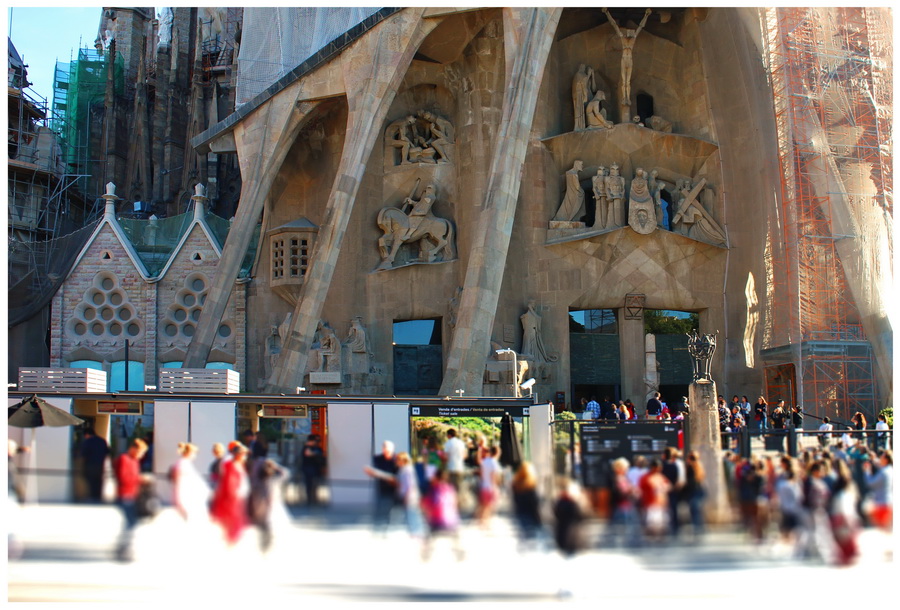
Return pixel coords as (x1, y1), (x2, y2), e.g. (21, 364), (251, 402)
(210, 442), (250, 545)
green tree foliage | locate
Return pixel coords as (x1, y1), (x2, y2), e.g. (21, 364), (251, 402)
(880, 407), (893, 427)
(644, 310), (699, 335)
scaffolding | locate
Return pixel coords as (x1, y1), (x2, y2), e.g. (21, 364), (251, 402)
(761, 7), (892, 422)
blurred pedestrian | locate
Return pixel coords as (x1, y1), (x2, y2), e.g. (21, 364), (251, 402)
(552, 478), (587, 556)
(684, 451), (706, 540)
(476, 445), (502, 528)
(512, 461), (543, 549)
(248, 458), (289, 552)
(754, 396), (768, 431)
(79, 427), (110, 503)
(863, 449), (893, 532)
(874, 414), (890, 451)
(300, 434), (327, 506)
(661, 447), (686, 538)
(210, 442), (251, 546)
(801, 460), (834, 562)
(170, 442), (209, 522)
(829, 459), (861, 565)
(639, 459), (670, 542)
(113, 438), (150, 561)
(8, 439), (28, 560)
(736, 459), (765, 543)
(421, 468), (464, 561)
(606, 457), (641, 548)
(850, 411), (868, 442)
(394, 452), (425, 539)
(443, 428), (467, 502)
(818, 417), (834, 448)
(775, 456), (804, 555)
(209, 442), (226, 487)
(365, 440), (399, 534)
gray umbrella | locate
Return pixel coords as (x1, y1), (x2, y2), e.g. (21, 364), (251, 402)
(8, 394), (84, 428)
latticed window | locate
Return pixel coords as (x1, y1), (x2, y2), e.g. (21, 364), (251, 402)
(267, 218), (318, 296)
(271, 238), (285, 279)
(289, 238), (310, 278)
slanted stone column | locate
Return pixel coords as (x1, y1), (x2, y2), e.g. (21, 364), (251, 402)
(688, 379), (730, 523)
(267, 9), (435, 392)
(439, 7), (562, 397)
(183, 97), (319, 368)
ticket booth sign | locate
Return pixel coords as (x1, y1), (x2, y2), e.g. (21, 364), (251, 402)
(97, 400), (143, 414)
(261, 405), (309, 418)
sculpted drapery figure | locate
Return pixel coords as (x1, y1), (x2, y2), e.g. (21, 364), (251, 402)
(602, 7), (652, 109)
(627, 168), (656, 234)
(572, 64), (596, 130)
(520, 301), (557, 364)
(553, 160), (586, 222)
(648, 169), (668, 229)
(417, 110), (453, 163)
(672, 178), (727, 245)
(585, 90), (614, 129)
(345, 317), (368, 353)
(314, 321), (339, 372)
(592, 166), (609, 229)
(385, 115), (417, 165)
(604, 163), (626, 227)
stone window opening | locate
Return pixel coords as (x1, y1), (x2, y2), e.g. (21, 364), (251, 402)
(636, 93), (654, 125)
(267, 218), (318, 304)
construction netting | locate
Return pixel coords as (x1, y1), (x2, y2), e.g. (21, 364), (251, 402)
(235, 7), (385, 106)
(761, 7), (893, 414)
(51, 48), (124, 183)
(8, 220), (101, 327)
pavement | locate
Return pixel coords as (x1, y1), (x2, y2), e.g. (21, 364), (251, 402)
(6, 500), (895, 605)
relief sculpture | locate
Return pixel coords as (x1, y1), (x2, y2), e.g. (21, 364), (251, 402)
(384, 111), (455, 166)
(376, 180), (455, 270)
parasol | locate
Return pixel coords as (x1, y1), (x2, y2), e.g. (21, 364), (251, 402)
(8, 394), (84, 428)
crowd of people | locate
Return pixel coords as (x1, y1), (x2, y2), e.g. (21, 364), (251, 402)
(111, 430), (291, 562)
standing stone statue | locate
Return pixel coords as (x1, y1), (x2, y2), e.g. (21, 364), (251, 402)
(585, 90), (614, 129)
(627, 167), (656, 234)
(553, 160), (585, 222)
(604, 163), (626, 228)
(592, 166), (609, 229)
(345, 317), (368, 353)
(602, 7), (652, 114)
(572, 64), (596, 131)
(385, 115), (417, 165)
(315, 322), (340, 372)
(520, 300), (557, 364)
(649, 169), (668, 229)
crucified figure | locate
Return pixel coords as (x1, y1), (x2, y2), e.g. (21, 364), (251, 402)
(603, 8), (652, 107)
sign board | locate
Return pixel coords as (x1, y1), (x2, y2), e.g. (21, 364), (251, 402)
(580, 422), (682, 488)
(97, 400), (142, 414)
(411, 405), (531, 418)
(309, 372), (341, 384)
(260, 405), (309, 418)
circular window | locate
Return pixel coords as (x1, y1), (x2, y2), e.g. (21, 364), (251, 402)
(74, 322), (87, 335)
(100, 307), (114, 321)
(183, 293), (196, 307)
(127, 323), (141, 337)
(91, 292), (104, 305)
(218, 324), (232, 338)
(109, 323), (122, 336)
(164, 324), (178, 337)
(192, 278), (205, 292)
(174, 308), (187, 322)
(91, 323), (104, 336)
(118, 308), (132, 321)
(190, 308), (201, 322)
(83, 307), (96, 321)
(110, 292), (123, 306)
(101, 277), (115, 290)
(183, 324), (195, 337)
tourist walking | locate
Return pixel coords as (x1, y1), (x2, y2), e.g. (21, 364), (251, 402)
(210, 442), (251, 546)
(300, 433), (327, 506)
(248, 458), (289, 552)
(606, 457), (641, 547)
(170, 442), (210, 523)
(684, 451), (706, 539)
(421, 468), (464, 561)
(79, 427), (110, 503)
(754, 396), (769, 431)
(365, 440), (400, 533)
(113, 438), (150, 561)
(512, 461), (543, 549)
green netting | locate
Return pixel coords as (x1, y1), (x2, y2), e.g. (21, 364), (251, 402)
(118, 213), (260, 279)
(52, 48), (124, 187)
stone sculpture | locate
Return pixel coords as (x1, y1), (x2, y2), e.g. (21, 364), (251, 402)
(648, 169), (668, 229)
(603, 7), (652, 113)
(628, 167), (656, 234)
(585, 90), (614, 129)
(376, 181), (455, 270)
(345, 316), (368, 353)
(385, 115), (417, 165)
(572, 64), (596, 130)
(592, 166), (609, 229)
(157, 8), (174, 51)
(604, 163), (626, 228)
(672, 178), (727, 245)
(417, 110), (453, 163)
(687, 329), (717, 382)
(314, 322), (340, 372)
(520, 300), (558, 364)
(552, 160), (585, 222)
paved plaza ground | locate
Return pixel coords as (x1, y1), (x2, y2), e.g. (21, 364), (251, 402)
(7, 500), (894, 605)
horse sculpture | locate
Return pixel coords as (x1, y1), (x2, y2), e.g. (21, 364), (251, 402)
(376, 206), (455, 271)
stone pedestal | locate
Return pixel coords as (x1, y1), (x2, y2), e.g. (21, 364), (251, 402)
(618, 310), (645, 409)
(688, 379), (730, 524)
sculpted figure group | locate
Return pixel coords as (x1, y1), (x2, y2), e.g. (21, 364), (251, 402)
(385, 110), (455, 166)
(552, 161), (726, 245)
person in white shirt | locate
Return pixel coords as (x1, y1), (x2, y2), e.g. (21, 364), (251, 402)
(818, 417), (834, 447)
(875, 414), (890, 451)
(476, 446), (502, 526)
(443, 428), (467, 495)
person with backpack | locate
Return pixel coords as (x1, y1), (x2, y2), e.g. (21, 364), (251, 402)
(420, 468), (463, 561)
